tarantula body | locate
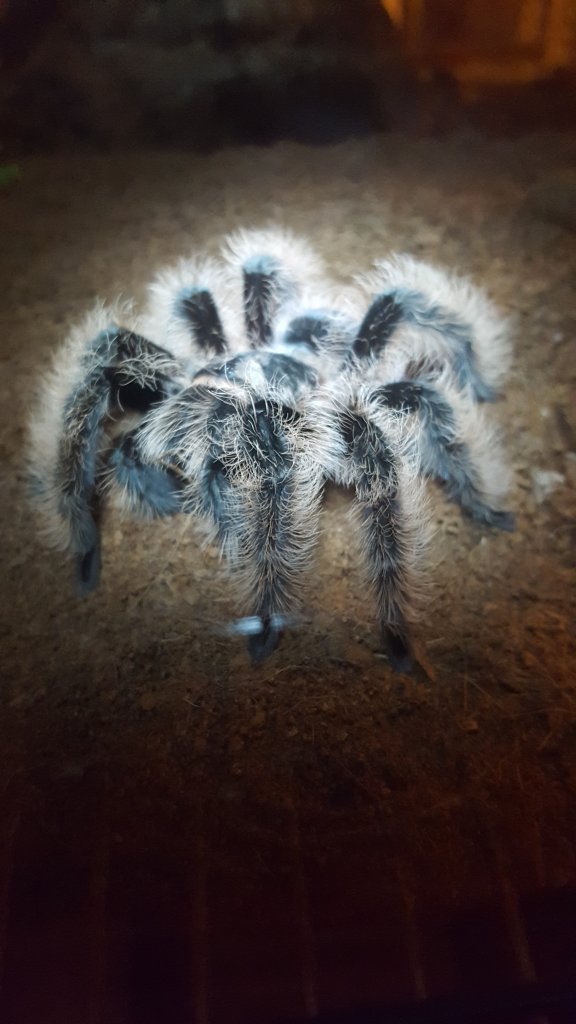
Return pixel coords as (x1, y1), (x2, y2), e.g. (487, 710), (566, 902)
(29, 228), (514, 671)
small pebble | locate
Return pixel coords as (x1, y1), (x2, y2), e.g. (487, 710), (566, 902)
(462, 717), (479, 734)
(531, 468), (565, 503)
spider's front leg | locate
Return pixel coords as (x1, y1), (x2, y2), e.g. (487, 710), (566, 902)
(29, 315), (187, 592)
(220, 398), (325, 664)
(335, 406), (426, 673)
(139, 384), (325, 663)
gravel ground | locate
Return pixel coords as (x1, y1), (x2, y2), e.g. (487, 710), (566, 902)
(0, 133), (575, 1020)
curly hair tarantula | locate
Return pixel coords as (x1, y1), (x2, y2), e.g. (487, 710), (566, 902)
(29, 228), (514, 672)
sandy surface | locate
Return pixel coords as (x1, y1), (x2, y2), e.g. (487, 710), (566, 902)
(1, 134), (575, 1020)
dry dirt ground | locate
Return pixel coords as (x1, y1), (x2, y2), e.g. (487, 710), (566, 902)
(0, 134), (575, 1023)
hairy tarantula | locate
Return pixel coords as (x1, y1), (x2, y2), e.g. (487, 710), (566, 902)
(29, 228), (514, 672)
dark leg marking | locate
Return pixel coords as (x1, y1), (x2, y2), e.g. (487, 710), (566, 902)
(176, 288), (227, 355)
(352, 294), (404, 361)
(105, 371), (166, 413)
(107, 328), (185, 411)
(340, 409), (395, 494)
(243, 255), (281, 348)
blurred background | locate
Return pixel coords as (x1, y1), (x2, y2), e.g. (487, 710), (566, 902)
(1, 0), (576, 151)
(1, 3), (576, 1024)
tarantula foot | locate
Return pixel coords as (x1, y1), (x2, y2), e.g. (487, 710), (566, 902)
(382, 626), (414, 674)
(76, 538), (101, 596)
(247, 617), (282, 665)
(472, 506), (516, 532)
(489, 509), (515, 532)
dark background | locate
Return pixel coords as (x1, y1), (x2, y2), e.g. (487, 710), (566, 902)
(1, 0), (576, 151)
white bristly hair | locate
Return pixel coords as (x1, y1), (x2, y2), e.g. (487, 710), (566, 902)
(222, 225), (326, 294)
(355, 254), (512, 397)
(142, 255), (243, 362)
(27, 226), (514, 669)
(28, 302), (136, 552)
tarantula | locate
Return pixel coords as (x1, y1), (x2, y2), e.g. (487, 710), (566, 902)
(29, 228), (514, 672)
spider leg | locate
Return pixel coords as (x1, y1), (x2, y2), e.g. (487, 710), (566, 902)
(404, 290), (494, 401)
(175, 287), (228, 356)
(337, 408), (425, 673)
(362, 254), (512, 398)
(58, 366), (109, 593)
(371, 381), (515, 531)
(106, 429), (186, 518)
(135, 385), (240, 553)
(144, 258), (235, 364)
(138, 385), (322, 662)
(242, 402), (305, 662)
(242, 254), (284, 349)
(219, 397), (320, 664)
(351, 280), (500, 402)
(223, 227), (325, 350)
(29, 316), (186, 593)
